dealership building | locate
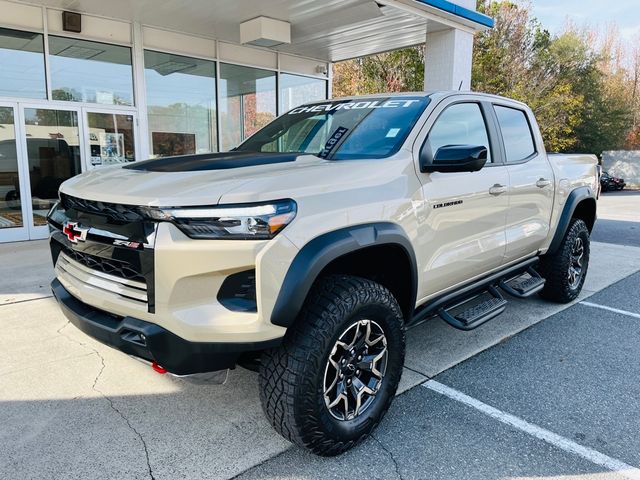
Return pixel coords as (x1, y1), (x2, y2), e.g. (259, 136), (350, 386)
(0, 0), (492, 243)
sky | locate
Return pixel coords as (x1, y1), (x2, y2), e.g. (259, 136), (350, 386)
(528, 0), (640, 42)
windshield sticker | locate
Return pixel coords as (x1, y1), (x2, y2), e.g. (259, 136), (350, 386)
(288, 99), (421, 115)
(386, 128), (401, 138)
(319, 127), (349, 159)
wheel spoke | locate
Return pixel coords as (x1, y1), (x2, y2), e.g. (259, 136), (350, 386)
(322, 319), (389, 421)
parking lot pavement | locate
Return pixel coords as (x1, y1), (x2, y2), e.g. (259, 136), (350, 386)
(1, 236), (640, 479)
(592, 191), (640, 247)
(237, 272), (640, 480)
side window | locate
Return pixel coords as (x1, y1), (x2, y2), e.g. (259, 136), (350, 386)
(494, 105), (536, 162)
(425, 103), (491, 163)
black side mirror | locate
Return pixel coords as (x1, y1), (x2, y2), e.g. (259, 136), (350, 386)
(421, 145), (488, 173)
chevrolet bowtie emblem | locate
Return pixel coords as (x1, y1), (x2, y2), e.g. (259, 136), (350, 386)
(62, 221), (89, 243)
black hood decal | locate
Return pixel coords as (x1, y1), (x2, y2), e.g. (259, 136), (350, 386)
(123, 152), (300, 172)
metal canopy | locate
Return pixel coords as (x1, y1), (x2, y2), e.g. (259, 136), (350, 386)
(25, 0), (492, 62)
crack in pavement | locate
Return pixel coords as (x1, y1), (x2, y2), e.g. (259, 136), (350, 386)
(57, 321), (156, 480)
(371, 434), (403, 480)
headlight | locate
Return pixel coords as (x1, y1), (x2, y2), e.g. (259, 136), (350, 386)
(141, 199), (297, 240)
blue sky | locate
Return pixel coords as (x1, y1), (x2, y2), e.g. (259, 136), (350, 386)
(527, 0), (640, 41)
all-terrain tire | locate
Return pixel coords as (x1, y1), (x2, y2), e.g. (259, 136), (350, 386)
(538, 218), (590, 303)
(259, 275), (405, 456)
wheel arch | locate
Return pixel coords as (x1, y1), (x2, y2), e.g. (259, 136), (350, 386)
(270, 223), (418, 328)
(548, 186), (597, 254)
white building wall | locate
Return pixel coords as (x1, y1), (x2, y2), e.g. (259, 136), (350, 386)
(423, 0), (476, 91)
(424, 27), (474, 91)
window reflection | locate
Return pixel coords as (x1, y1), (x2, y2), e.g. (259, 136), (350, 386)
(0, 27), (46, 99)
(144, 50), (217, 157)
(0, 107), (23, 229)
(279, 74), (326, 112)
(23, 108), (81, 226)
(219, 63), (276, 151)
(49, 36), (134, 106)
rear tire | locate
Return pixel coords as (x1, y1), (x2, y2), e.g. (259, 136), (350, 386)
(539, 219), (590, 303)
(259, 275), (405, 456)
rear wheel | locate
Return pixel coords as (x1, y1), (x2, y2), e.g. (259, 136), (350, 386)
(259, 275), (405, 456)
(539, 218), (590, 303)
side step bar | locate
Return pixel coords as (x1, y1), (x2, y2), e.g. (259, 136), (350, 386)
(438, 285), (507, 331)
(409, 257), (540, 331)
(499, 267), (546, 298)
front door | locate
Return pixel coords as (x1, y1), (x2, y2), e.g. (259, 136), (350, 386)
(0, 102), (30, 242)
(20, 105), (83, 240)
(413, 100), (509, 298)
(83, 109), (137, 169)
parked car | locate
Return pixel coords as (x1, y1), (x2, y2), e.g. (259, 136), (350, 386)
(47, 92), (598, 456)
(600, 171), (626, 191)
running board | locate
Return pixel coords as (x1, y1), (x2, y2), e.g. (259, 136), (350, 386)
(499, 267), (545, 298)
(437, 286), (507, 331)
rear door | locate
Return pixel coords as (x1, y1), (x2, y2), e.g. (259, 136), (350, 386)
(492, 103), (554, 262)
(412, 97), (509, 298)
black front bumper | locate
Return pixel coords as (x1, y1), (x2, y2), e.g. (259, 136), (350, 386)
(52, 279), (281, 375)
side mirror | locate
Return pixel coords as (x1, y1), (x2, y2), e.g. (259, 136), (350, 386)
(421, 145), (488, 173)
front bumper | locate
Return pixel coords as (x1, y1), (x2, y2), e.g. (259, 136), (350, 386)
(52, 278), (281, 374)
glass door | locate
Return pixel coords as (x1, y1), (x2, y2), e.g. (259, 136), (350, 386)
(0, 102), (29, 242)
(21, 105), (83, 239)
(83, 109), (136, 169)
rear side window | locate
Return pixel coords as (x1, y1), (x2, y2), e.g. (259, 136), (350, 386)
(494, 105), (536, 162)
(424, 103), (491, 163)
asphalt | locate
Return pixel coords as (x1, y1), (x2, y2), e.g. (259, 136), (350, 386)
(1, 189), (639, 479)
(236, 273), (640, 480)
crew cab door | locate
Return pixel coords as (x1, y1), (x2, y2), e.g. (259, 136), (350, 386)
(491, 103), (554, 262)
(413, 98), (509, 298)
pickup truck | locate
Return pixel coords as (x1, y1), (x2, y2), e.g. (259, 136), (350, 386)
(47, 92), (598, 456)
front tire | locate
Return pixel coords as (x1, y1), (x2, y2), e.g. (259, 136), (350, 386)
(539, 219), (590, 303)
(259, 275), (405, 456)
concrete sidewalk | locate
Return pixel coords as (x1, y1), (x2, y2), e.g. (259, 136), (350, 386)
(1, 239), (640, 479)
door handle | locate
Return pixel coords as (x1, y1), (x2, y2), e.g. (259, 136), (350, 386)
(489, 184), (507, 196)
(536, 178), (552, 188)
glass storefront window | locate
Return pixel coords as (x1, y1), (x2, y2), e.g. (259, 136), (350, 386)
(0, 107), (23, 229)
(279, 74), (327, 112)
(219, 63), (276, 151)
(23, 108), (81, 226)
(87, 112), (136, 166)
(144, 50), (217, 157)
(49, 36), (134, 106)
(0, 28), (46, 99)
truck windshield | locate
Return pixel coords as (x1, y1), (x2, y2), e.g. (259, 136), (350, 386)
(235, 96), (430, 160)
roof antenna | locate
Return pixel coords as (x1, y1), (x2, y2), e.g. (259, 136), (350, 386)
(458, 80), (463, 91)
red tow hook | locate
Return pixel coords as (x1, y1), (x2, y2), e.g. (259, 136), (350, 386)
(152, 361), (167, 374)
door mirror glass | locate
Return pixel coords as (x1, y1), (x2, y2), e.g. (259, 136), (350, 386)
(422, 145), (488, 173)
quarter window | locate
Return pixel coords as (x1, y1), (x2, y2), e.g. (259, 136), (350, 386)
(494, 105), (536, 162)
(425, 103), (491, 163)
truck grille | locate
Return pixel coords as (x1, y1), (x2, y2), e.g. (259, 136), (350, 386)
(55, 251), (148, 304)
(60, 193), (143, 223)
(62, 247), (146, 284)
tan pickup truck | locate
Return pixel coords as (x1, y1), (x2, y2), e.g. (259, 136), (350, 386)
(47, 92), (598, 455)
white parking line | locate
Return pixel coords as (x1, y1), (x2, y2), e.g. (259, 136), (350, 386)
(424, 380), (640, 480)
(580, 301), (640, 319)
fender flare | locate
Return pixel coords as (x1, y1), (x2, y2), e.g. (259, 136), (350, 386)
(270, 223), (418, 328)
(547, 186), (596, 254)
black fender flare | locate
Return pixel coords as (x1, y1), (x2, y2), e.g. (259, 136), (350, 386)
(547, 186), (596, 254)
(270, 222), (418, 328)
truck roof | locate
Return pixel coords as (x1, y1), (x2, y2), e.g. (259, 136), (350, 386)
(307, 91), (529, 109)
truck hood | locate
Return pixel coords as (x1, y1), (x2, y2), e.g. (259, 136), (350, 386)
(60, 152), (331, 207)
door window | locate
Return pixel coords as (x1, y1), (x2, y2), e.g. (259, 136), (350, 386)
(424, 103), (491, 162)
(0, 107), (23, 229)
(494, 105), (536, 162)
(23, 108), (81, 226)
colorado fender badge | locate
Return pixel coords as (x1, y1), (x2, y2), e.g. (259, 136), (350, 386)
(62, 221), (89, 243)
